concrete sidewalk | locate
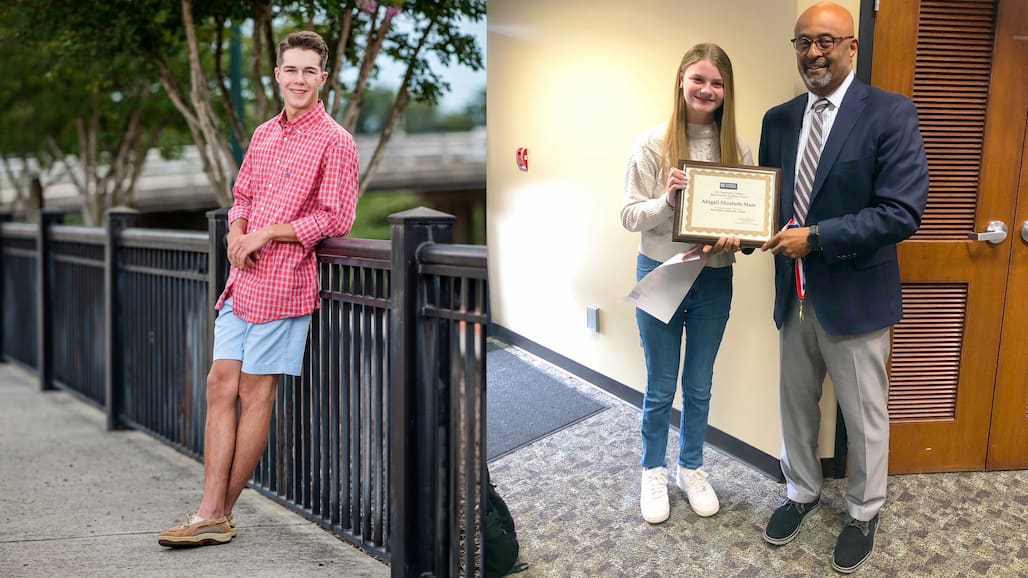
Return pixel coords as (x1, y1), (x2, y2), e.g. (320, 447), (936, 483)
(0, 363), (389, 577)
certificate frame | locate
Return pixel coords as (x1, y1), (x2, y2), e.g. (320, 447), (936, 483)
(672, 160), (781, 249)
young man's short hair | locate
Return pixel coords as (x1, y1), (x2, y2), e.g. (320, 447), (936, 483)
(277, 31), (329, 71)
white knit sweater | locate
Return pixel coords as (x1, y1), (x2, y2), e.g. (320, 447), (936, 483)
(621, 123), (755, 266)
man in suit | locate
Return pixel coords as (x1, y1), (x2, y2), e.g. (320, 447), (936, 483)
(758, 1), (928, 573)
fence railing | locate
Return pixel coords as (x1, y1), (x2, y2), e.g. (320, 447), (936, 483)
(417, 242), (488, 576)
(50, 223), (106, 407)
(0, 221), (37, 369)
(252, 235), (394, 558)
(116, 223), (212, 453)
(0, 207), (487, 577)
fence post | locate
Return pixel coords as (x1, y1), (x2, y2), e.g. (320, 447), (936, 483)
(105, 207), (138, 430)
(206, 207), (231, 312)
(388, 207), (455, 578)
(37, 209), (63, 391)
(0, 213), (10, 363)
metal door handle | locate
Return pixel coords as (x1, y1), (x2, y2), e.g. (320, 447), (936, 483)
(1022, 221), (1028, 243)
(968, 221), (1008, 244)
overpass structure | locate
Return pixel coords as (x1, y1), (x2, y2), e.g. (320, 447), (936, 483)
(0, 128), (486, 215)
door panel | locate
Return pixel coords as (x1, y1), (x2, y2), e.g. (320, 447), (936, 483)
(873, 0), (1027, 473)
(988, 119), (1028, 470)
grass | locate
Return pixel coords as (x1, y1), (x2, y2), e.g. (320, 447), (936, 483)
(347, 190), (422, 240)
(348, 190), (485, 245)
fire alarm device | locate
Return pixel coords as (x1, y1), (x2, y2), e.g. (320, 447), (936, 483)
(516, 147), (529, 171)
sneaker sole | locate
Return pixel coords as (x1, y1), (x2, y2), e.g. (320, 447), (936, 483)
(642, 510), (670, 524)
(762, 501), (820, 546)
(689, 503), (720, 518)
(158, 533), (233, 548)
(831, 540), (874, 574)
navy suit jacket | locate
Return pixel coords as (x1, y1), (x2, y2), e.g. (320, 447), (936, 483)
(758, 79), (929, 336)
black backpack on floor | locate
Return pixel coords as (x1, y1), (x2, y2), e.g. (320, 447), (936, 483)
(484, 469), (527, 577)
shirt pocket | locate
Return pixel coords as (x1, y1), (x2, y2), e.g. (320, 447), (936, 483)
(279, 161), (320, 214)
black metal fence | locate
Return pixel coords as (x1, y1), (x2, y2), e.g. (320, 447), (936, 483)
(0, 222), (37, 369)
(117, 223), (212, 453)
(252, 236), (394, 558)
(0, 207), (487, 577)
(49, 223), (106, 407)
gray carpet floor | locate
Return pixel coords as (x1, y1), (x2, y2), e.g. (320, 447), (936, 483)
(488, 342), (1028, 577)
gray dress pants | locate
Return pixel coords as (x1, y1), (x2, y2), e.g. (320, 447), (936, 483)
(778, 296), (891, 522)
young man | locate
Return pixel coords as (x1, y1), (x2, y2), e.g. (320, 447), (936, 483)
(158, 30), (359, 547)
(759, 1), (928, 573)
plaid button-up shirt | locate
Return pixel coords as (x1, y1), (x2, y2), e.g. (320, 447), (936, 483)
(216, 102), (359, 323)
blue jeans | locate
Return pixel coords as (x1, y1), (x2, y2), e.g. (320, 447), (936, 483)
(635, 253), (732, 470)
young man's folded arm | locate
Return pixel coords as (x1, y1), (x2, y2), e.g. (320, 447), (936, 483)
(290, 140), (360, 249)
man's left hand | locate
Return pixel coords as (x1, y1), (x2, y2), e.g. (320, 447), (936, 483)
(761, 227), (811, 258)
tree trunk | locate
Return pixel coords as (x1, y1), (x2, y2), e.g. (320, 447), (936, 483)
(340, 7), (396, 133)
(166, 0), (236, 206)
(357, 16), (437, 197)
(263, 11), (282, 113)
(250, 2), (271, 123)
(327, 1), (356, 118)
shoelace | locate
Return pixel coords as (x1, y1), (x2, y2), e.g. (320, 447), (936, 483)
(844, 517), (871, 536)
(645, 469), (668, 500)
(175, 511), (202, 528)
(776, 499), (812, 517)
(685, 469), (712, 493)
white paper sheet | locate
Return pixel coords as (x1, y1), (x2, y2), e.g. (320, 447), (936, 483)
(624, 250), (707, 324)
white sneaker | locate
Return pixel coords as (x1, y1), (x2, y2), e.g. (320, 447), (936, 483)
(640, 467), (670, 524)
(677, 466), (720, 517)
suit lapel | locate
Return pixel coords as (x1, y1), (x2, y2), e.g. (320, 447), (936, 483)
(810, 80), (868, 203)
(781, 96), (806, 223)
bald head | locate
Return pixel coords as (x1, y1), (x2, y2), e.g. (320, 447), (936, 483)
(797, 1), (855, 37)
(793, 1), (858, 96)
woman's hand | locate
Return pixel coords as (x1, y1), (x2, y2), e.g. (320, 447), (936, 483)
(664, 167), (689, 208)
(702, 235), (742, 255)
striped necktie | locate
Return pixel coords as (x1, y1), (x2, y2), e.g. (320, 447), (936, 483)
(793, 98), (831, 225)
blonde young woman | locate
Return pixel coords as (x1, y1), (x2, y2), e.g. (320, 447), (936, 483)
(621, 43), (753, 524)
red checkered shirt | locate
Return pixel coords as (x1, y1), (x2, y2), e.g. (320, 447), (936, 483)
(216, 102), (359, 323)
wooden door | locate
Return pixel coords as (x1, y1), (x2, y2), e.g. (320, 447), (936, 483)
(872, 0), (1028, 473)
(988, 122), (1028, 470)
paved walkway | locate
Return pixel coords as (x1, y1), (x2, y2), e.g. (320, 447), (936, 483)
(0, 363), (389, 578)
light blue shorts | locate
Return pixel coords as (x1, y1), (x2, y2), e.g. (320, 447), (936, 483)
(212, 298), (312, 376)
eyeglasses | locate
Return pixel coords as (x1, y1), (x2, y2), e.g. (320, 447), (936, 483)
(790, 34), (855, 53)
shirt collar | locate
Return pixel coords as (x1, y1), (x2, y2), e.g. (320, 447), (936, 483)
(806, 70), (855, 112)
(276, 100), (327, 132)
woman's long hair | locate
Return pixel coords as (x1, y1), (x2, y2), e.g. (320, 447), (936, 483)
(661, 43), (741, 171)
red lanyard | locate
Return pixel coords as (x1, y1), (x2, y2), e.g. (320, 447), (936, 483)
(786, 219), (806, 319)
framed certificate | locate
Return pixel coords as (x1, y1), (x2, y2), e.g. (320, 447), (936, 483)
(672, 160), (781, 248)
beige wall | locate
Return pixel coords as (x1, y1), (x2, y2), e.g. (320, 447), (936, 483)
(488, 0), (861, 461)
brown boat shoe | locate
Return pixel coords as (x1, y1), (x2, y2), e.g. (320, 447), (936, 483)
(158, 512), (233, 548)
